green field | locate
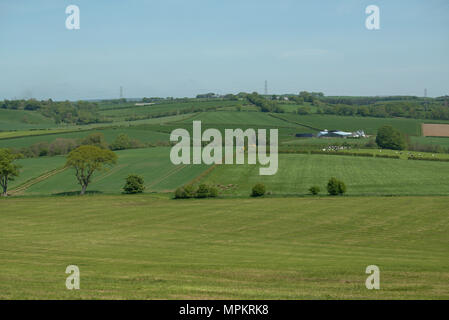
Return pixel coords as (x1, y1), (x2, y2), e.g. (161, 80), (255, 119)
(0, 109), (55, 131)
(0, 195), (448, 299)
(199, 153), (449, 196)
(2, 100), (449, 300)
(274, 114), (424, 136)
(17, 147), (209, 195)
(99, 100), (244, 121)
(0, 126), (172, 149)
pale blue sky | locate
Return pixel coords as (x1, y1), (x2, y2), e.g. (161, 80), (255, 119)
(1, 0), (448, 100)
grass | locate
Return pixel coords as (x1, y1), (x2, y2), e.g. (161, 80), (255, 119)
(9, 156), (66, 189)
(179, 111), (295, 127)
(0, 109), (55, 131)
(199, 153), (449, 196)
(99, 100), (244, 121)
(0, 195), (448, 299)
(0, 126), (171, 148)
(21, 147), (209, 195)
(273, 114), (424, 136)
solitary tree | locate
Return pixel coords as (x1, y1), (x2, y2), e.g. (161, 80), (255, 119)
(0, 149), (22, 197)
(376, 125), (406, 150)
(66, 145), (117, 195)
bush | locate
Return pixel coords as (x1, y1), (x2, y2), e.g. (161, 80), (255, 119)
(174, 184), (197, 199)
(123, 174), (145, 194)
(309, 186), (320, 195)
(327, 177), (346, 196)
(251, 183), (266, 197)
(195, 184), (210, 198)
(209, 186), (218, 198)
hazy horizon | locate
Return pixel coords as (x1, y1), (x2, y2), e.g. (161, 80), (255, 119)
(1, 0), (448, 100)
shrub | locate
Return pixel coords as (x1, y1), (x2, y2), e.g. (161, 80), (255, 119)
(123, 174), (145, 194)
(174, 187), (187, 199)
(309, 186), (320, 195)
(327, 177), (346, 196)
(195, 184), (210, 198)
(251, 183), (266, 197)
(174, 185), (197, 199)
(208, 186), (218, 198)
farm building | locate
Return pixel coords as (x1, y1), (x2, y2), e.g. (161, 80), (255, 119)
(296, 133), (315, 138)
(317, 129), (366, 138)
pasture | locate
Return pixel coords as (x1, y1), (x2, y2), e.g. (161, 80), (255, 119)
(0, 109), (55, 131)
(16, 147), (209, 195)
(0, 195), (448, 299)
(199, 153), (449, 196)
(273, 114), (424, 136)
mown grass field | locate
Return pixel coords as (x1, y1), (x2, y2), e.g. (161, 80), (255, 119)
(0, 195), (448, 299)
(200, 153), (449, 196)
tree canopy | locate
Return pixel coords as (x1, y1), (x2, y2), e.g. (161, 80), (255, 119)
(66, 145), (117, 195)
(0, 149), (22, 197)
(375, 125), (407, 150)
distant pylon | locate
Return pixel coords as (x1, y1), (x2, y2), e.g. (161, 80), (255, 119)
(264, 80), (268, 95)
(424, 88), (427, 98)
(120, 86), (123, 99)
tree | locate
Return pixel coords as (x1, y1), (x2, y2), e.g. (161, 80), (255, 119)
(327, 177), (346, 196)
(309, 186), (320, 195)
(0, 149), (21, 197)
(123, 174), (145, 194)
(81, 132), (109, 149)
(375, 125), (406, 150)
(110, 134), (131, 150)
(66, 145), (117, 195)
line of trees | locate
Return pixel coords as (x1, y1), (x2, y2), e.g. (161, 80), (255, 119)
(11, 133), (146, 158)
(316, 102), (449, 120)
(1, 99), (103, 124)
(246, 92), (284, 113)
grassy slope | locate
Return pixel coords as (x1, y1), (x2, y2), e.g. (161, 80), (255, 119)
(0, 109), (55, 131)
(200, 154), (449, 196)
(0, 127), (171, 148)
(0, 195), (447, 299)
(274, 114), (423, 136)
(23, 147), (209, 195)
(99, 100), (244, 121)
(9, 156), (66, 189)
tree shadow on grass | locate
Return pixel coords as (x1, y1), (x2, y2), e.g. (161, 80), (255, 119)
(52, 191), (103, 196)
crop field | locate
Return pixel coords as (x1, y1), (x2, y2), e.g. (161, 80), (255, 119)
(179, 111), (293, 127)
(199, 153), (449, 196)
(422, 123), (449, 137)
(0, 195), (448, 299)
(9, 156), (66, 190)
(0, 126), (172, 149)
(273, 114), (424, 136)
(99, 100), (244, 121)
(17, 147), (209, 195)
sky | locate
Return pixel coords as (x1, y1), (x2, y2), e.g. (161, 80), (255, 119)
(0, 0), (448, 100)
